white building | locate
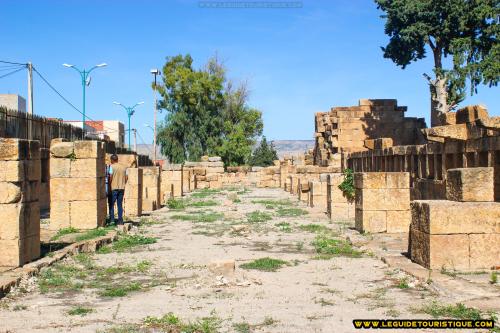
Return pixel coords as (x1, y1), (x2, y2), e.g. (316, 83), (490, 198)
(0, 94), (26, 112)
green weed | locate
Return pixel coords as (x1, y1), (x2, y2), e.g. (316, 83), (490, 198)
(396, 277), (410, 289)
(50, 227), (80, 241)
(171, 211), (224, 223)
(490, 271), (498, 284)
(240, 257), (288, 272)
(109, 234), (157, 252)
(191, 188), (221, 198)
(299, 224), (329, 233)
(75, 226), (114, 242)
(275, 222), (292, 232)
(418, 301), (482, 320)
(68, 306), (93, 316)
(312, 235), (363, 259)
(276, 207), (308, 217)
(246, 211), (272, 223)
(99, 282), (141, 297)
(166, 198), (186, 210)
(143, 312), (221, 333)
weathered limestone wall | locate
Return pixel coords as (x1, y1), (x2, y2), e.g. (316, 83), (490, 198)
(409, 167), (499, 270)
(314, 99), (426, 167)
(354, 172), (411, 233)
(124, 168), (142, 217)
(185, 156), (225, 190)
(49, 140), (106, 230)
(0, 138), (40, 267)
(326, 173), (355, 221)
(141, 166), (161, 211)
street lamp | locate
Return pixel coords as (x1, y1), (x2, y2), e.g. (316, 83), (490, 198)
(63, 63), (107, 138)
(113, 101), (144, 150)
(150, 68), (161, 164)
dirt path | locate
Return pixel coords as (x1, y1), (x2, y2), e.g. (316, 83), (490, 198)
(0, 187), (496, 333)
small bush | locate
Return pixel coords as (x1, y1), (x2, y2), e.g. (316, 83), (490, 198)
(338, 168), (355, 202)
(166, 198), (186, 210)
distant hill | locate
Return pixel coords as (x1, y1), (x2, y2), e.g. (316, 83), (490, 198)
(136, 140), (315, 162)
(268, 140), (315, 158)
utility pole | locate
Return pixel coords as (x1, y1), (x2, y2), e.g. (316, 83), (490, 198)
(27, 62), (33, 140)
(150, 69), (161, 165)
(132, 128), (137, 153)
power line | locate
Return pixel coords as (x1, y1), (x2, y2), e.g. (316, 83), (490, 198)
(0, 60), (26, 66)
(0, 67), (25, 79)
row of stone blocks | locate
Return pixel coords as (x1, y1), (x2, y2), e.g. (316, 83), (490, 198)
(0, 138), (41, 267)
(409, 167), (499, 270)
(124, 168), (142, 217)
(49, 140), (106, 230)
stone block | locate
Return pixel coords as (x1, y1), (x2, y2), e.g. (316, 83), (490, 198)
(49, 158), (71, 178)
(74, 141), (104, 159)
(386, 210), (411, 233)
(0, 138), (29, 161)
(70, 199), (106, 229)
(50, 177), (104, 201)
(354, 172), (386, 189)
(26, 159), (41, 181)
(456, 105), (488, 124)
(409, 228), (470, 270)
(127, 168), (143, 185)
(410, 200), (500, 234)
(384, 189), (410, 210)
(0, 181), (39, 204)
(355, 188), (387, 211)
(385, 172), (410, 189)
(374, 138), (393, 149)
(355, 209), (386, 233)
(469, 234), (500, 270)
(49, 201), (71, 230)
(71, 158), (105, 178)
(0, 202), (39, 240)
(142, 199), (156, 212)
(446, 167), (494, 202)
(208, 259), (235, 277)
(0, 239), (23, 266)
(208, 156), (222, 162)
(50, 142), (74, 158)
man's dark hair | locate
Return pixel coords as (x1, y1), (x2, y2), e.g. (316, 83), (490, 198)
(111, 154), (118, 162)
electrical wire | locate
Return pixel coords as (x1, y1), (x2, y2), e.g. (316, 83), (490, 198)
(0, 67), (25, 79)
(0, 60), (26, 66)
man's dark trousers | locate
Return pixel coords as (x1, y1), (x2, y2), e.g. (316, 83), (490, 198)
(110, 189), (125, 225)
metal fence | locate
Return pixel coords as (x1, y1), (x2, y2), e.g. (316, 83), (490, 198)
(0, 107), (83, 147)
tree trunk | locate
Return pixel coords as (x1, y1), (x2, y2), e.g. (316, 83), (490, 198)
(430, 47), (450, 127)
(430, 76), (449, 127)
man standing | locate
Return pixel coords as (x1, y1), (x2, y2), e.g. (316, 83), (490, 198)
(109, 154), (127, 225)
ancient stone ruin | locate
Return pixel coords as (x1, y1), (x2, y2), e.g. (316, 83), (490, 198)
(0, 98), (498, 278)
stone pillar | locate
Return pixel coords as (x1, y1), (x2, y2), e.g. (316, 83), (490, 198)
(309, 179), (327, 210)
(0, 138), (40, 267)
(124, 168), (142, 217)
(142, 166), (161, 211)
(326, 173), (355, 221)
(49, 140), (106, 230)
(354, 172), (410, 233)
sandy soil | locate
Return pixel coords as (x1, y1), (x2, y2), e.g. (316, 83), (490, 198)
(0, 187), (495, 333)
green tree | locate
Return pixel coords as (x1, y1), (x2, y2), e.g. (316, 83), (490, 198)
(249, 136), (279, 167)
(375, 0), (499, 126)
(156, 54), (263, 165)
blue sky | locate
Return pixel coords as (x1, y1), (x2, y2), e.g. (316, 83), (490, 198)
(1, 0), (498, 143)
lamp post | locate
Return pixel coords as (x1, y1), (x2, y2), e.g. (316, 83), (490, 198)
(150, 68), (161, 164)
(113, 101), (144, 150)
(63, 63), (107, 139)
